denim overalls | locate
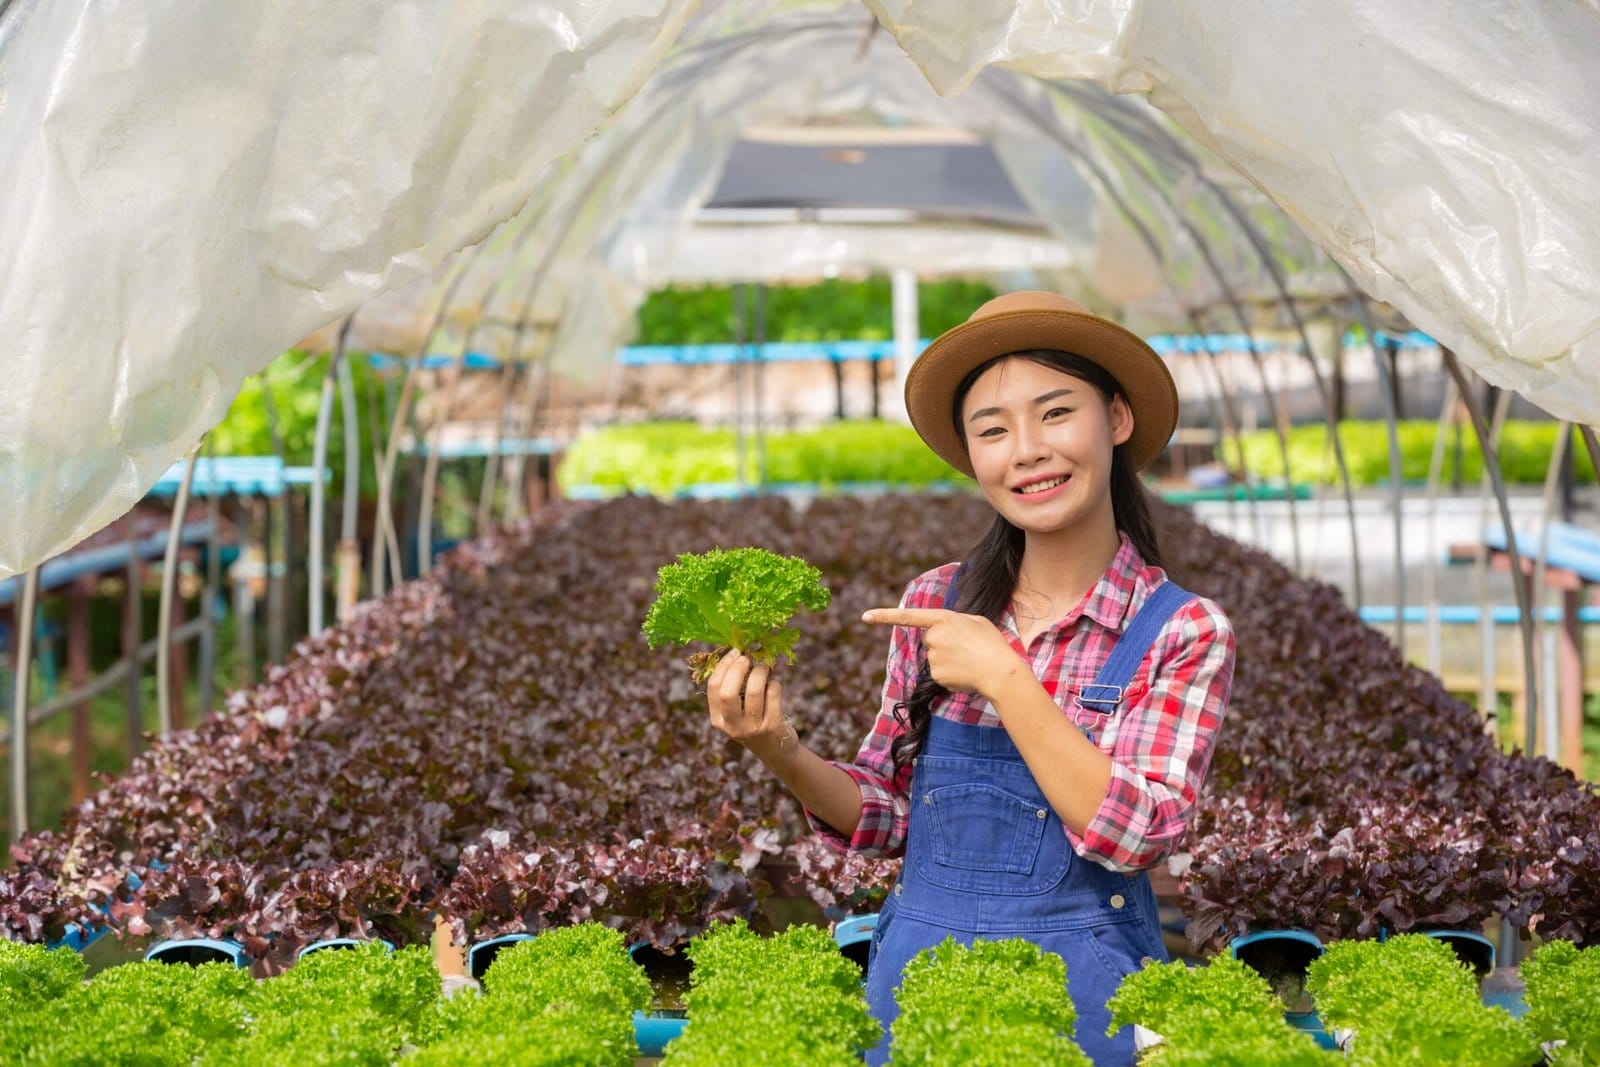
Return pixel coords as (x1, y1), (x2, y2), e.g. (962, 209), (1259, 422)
(863, 577), (1193, 1066)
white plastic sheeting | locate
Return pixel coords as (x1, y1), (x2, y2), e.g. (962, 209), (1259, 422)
(0, 0), (697, 578)
(868, 0), (1600, 420)
(4, 0), (1600, 578)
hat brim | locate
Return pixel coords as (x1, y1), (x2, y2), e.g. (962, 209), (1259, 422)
(905, 308), (1178, 476)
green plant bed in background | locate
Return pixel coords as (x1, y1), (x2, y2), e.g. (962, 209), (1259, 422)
(557, 420), (970, 498)
(1225, 420), (1598, 488)
(635, 278), (997, 345)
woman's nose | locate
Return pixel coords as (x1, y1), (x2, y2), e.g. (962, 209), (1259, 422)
(1012, 425), (1050, 464)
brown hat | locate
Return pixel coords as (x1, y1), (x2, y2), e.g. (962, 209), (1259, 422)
(905, 290), (1178, 476)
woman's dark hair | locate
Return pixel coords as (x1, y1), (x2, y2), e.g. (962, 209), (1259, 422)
(889, 350), (1162, 772)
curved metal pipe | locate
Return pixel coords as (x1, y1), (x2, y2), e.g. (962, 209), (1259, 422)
(417, 202), (554, 573)
(1443, 351), (1539, 736)
(988, 75), (1269, 548)
(1188, 309), (1265, 539)
(1068, 85), (1364, 602)
(370, 256), (477, 597)
(157, 446), (200, 736)
(9, 566), (40, 838)
(1067, 99), (1302, 570)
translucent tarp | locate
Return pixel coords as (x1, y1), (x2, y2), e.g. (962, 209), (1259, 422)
(4, 0), (1599, 578)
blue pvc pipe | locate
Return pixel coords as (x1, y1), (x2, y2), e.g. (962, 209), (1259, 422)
(632, 1010), (689, 1057)
(146, 938), (249, 967)
(466, 932), (535, 979)
(1421, 929), (1496, 974)
(295, 937), (394, 960)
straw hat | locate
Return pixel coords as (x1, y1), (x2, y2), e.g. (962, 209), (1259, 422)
(905, 290), (1178, 476)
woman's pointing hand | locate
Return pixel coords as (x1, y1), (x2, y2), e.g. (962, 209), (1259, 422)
(862, 607), (1022, 698)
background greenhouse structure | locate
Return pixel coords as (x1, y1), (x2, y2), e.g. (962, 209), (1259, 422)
(2, 1), (1599, 1063)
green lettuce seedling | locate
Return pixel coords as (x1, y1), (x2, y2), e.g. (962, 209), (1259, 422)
(643, 547), (830, 684)
(1306, 935), (1538, 1067)
(1521, 939), (1600, 1066)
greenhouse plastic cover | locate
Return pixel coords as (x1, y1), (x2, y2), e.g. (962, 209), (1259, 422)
(3, 0), (1600, 578)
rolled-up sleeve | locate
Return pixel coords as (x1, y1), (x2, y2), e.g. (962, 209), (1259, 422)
(1076, 597), (1235, 872)
(804, 582), (927, 857)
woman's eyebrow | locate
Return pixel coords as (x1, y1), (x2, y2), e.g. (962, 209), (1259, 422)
(967, 387), (1077, 423)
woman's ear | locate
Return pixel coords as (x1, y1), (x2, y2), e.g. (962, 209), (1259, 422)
(1109, 395), (1135, 447)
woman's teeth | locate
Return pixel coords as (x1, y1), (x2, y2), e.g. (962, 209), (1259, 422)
(1017, 476), (1068, 495)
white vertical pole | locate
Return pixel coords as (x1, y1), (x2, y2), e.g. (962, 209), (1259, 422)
(890, 268), (919, 424)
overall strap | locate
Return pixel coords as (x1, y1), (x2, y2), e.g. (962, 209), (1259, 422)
(1077, 580), (1194, 711)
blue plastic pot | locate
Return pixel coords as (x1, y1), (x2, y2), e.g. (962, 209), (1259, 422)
(50, 869), (149, 953)
(466, 933), (535, 980)
(145, 938), (249, 967)
(628, 943), (691, 1056)
(833, 913), (879, 978)
(295, 937), (395, 961)
(1420, 929), (1496, 976)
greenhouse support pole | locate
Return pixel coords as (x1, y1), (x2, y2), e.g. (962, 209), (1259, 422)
(1444, 350), (1539, 741)
(754, 283), (768, 489)
(309, 348), (342, 635)
(157, 448), (199, 737)
(67, 577), (91, 803)
(891, 268), (918, 424)
(122, 518), (144, 757)
(336, 352), (363, 620)
(733, 284), (747, 495)
(198, 454), (221, 717)
(1474, 391), (1513, 725)
(1533, 424), (1575, 769)
(9, 567), (39, 839)
(1422, 376), (1460, 677)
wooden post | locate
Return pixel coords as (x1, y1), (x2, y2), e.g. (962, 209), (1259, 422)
(67, 579), (93, 803)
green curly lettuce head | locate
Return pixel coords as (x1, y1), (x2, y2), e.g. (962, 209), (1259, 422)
(642, 547), (831, 684)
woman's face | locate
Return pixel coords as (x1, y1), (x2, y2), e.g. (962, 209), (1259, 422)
(959, 357), (1133, 538)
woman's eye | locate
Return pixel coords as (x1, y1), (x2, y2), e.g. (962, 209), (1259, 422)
(977, 426), (1005, 438)
(1045, 407), (1073, 419)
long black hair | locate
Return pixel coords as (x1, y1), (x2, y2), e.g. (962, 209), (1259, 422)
(889, 349), (1162, 772)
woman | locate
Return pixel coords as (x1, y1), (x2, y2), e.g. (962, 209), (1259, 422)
(706, 290), (1236, 1066)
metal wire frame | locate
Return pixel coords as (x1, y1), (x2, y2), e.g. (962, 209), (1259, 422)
(984, 74), (1273, 549)
(427, 17), (878, 531)
(1441, 350), (1540, 736)
(1053, 81), (1367, 601)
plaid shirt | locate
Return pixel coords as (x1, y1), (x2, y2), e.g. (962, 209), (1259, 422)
(808, 534), (1235, 872)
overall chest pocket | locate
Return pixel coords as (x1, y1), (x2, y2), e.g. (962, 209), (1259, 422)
(914, 782), (1072, 895)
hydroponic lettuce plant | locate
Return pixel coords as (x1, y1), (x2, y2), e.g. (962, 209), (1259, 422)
(1520, 939), (1600, 1066)
(1105, 954), (1336, 1065)
(210, 942), (439, 1067)
(643, 546), (831, 684)
(889, 937), (1091, 1067)
(2, 959), (255, 1065)
(1305, 935), (1538, 1067)
(411, 923), (650, 1067)
(665, 919), (877, 1066)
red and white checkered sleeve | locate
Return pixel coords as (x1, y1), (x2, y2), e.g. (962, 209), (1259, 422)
(1077, 596), (1235, 872)
(804, 575), (944, 857)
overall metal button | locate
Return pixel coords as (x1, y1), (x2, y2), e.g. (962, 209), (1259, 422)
(923, 794), (931, 805)
(1035, 808), (1047, 819)
(1109, 894), (1126, 910)
(1140, 955), (1156, 967)
(894, 884), (903, 897)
